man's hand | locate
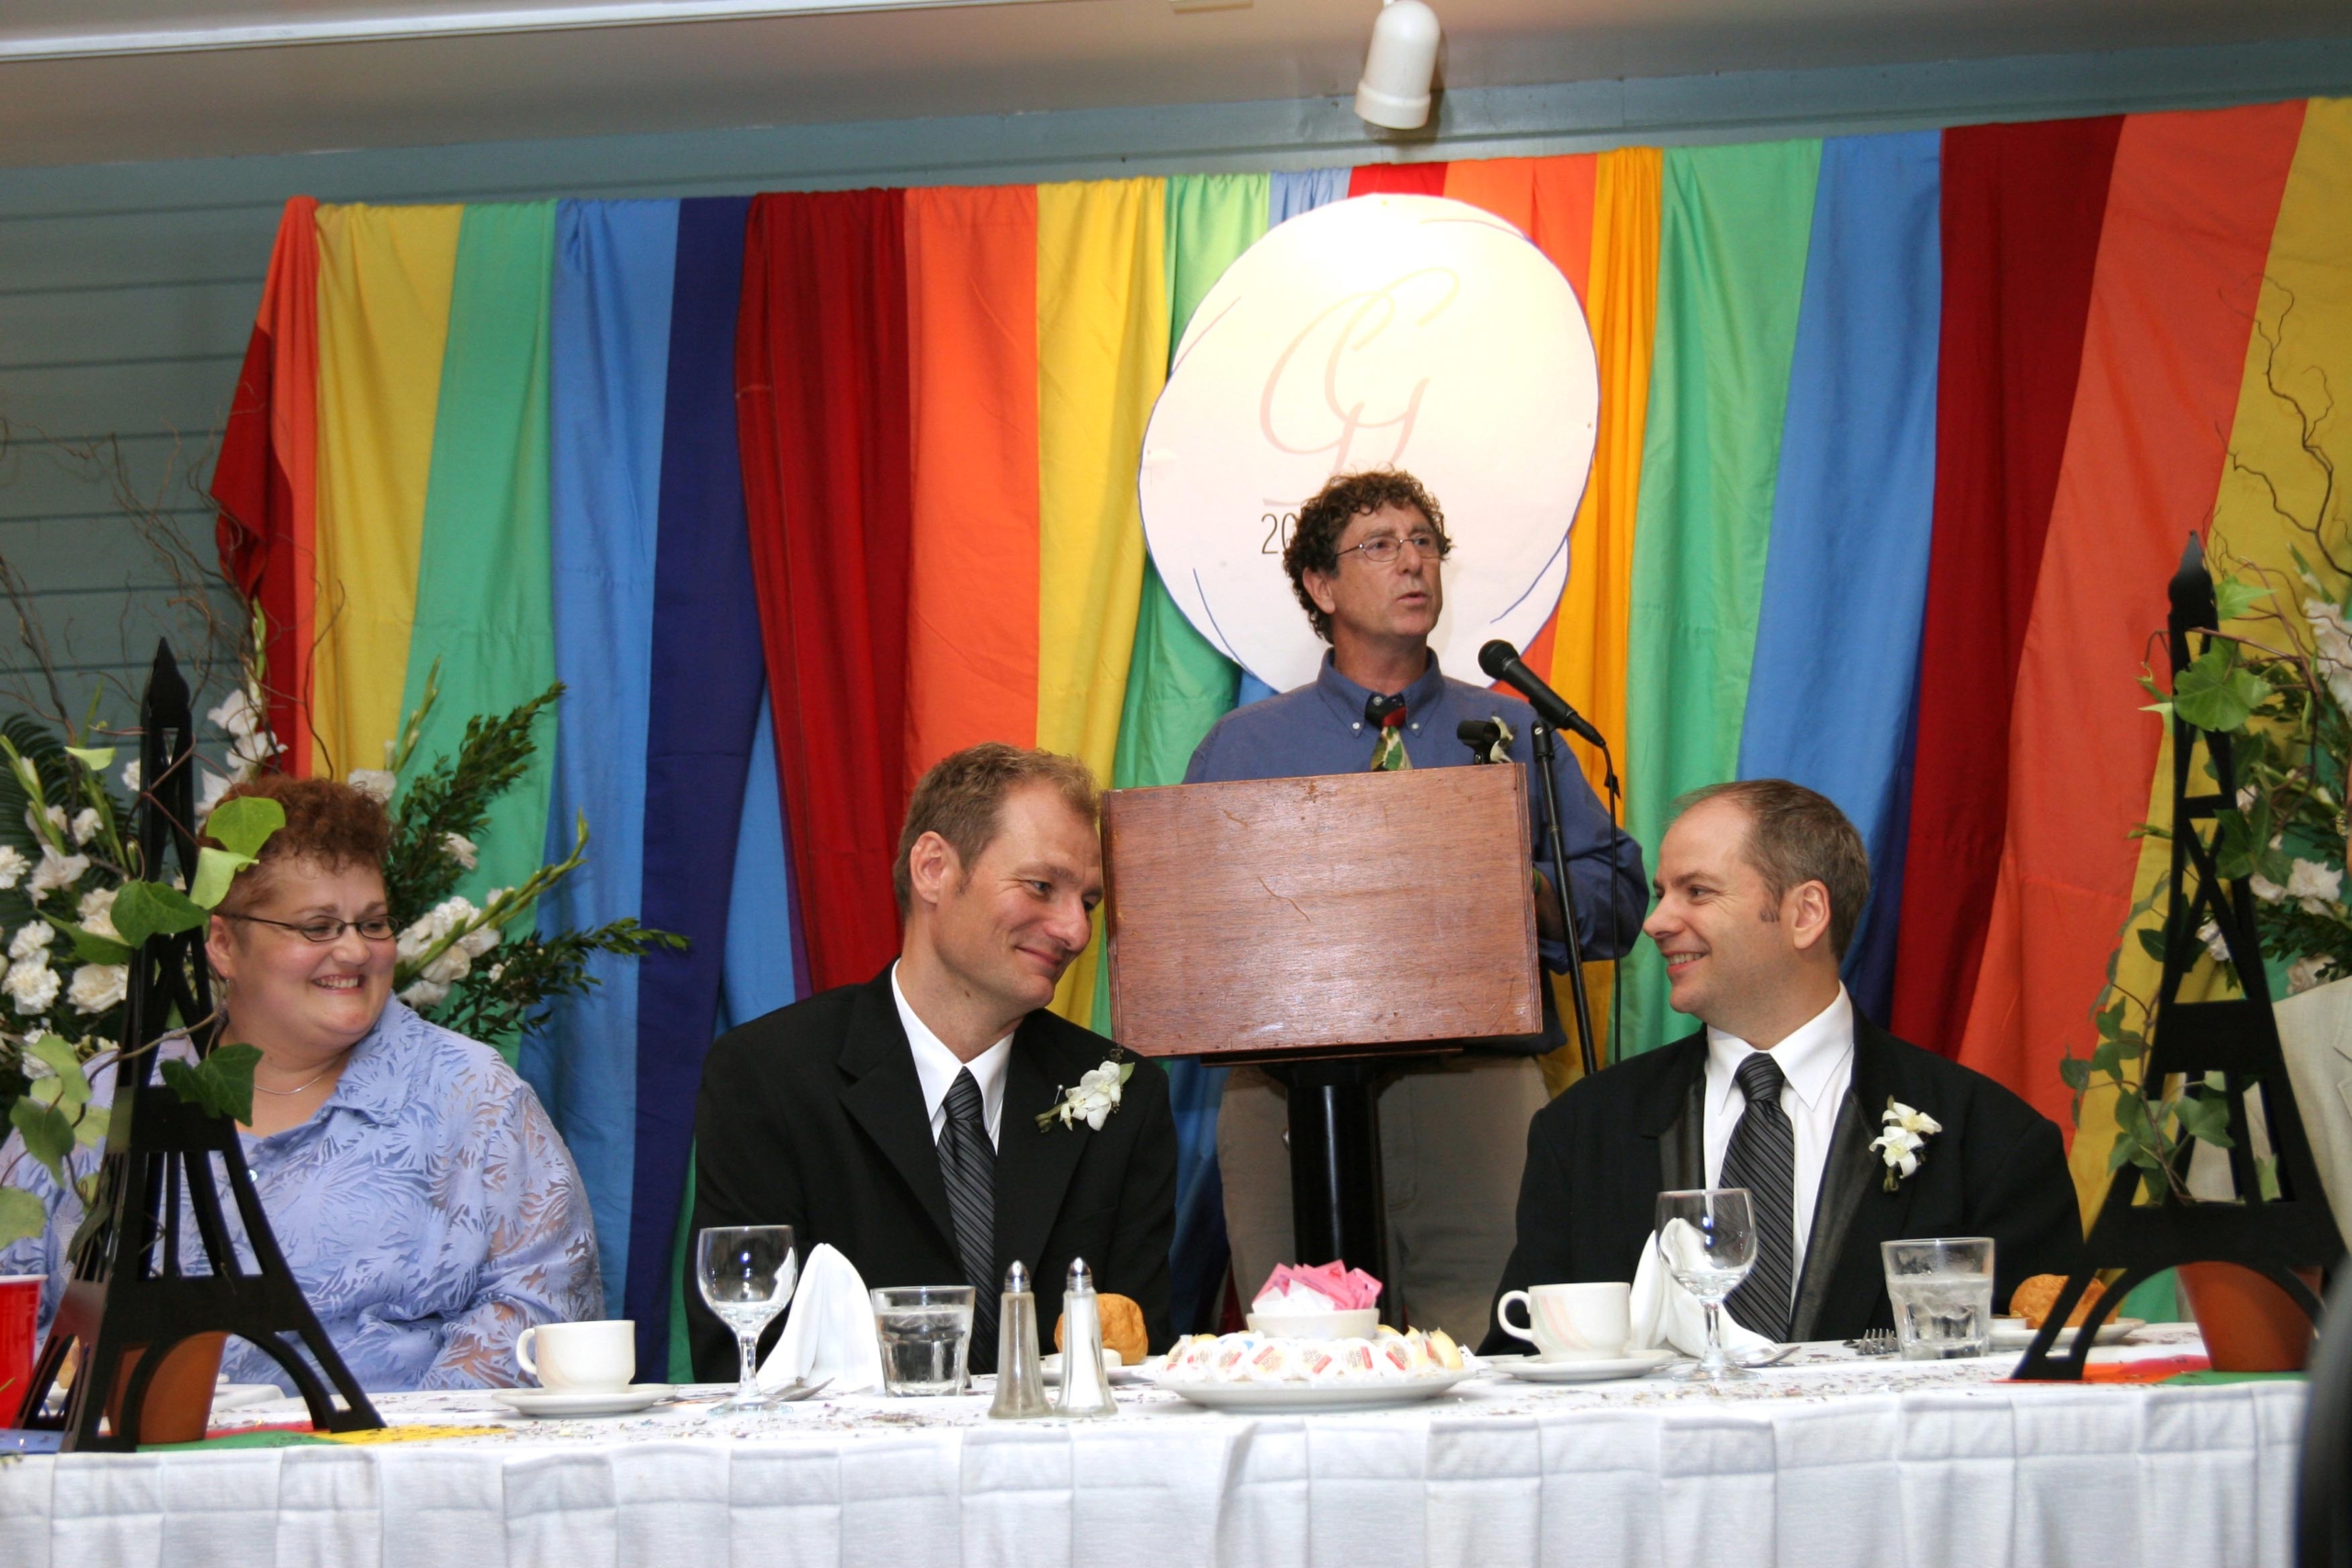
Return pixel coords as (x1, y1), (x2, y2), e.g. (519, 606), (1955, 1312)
(1532, 869), (1566, 946)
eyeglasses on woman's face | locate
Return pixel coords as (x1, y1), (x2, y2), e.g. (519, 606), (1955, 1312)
(223, 913), (397, 944)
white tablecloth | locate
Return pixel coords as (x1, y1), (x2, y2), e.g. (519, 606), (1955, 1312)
(0, 1327), (2304, 1568)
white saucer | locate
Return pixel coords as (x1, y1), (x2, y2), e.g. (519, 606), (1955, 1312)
(493, 1383), (674, 1417)
(1988, 1317), (2144, 1350)
(1487, 1348), (1679, 1383)
(1039, 1350), (1148, 1386)
(1150, 1367), (1476, 1412)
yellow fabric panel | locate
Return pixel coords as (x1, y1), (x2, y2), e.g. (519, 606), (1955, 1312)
(2070, 99), (2352, 1226)
(1546, 147), (1662, 800)
(312, 204), (462, 782)
(1035, 177), (1169, 1026)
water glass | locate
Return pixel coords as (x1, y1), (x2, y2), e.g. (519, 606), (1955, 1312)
(697, 1224), (798, 1411)
(873, 1285), (976, 1395)
(1655, 1188), (1758, 1383)
(1881, 1237), (1995, 1359)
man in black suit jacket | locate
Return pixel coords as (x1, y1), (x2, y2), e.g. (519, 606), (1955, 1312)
(1482, 780), (2083, 1351)
(689, 744), (1177, 1379)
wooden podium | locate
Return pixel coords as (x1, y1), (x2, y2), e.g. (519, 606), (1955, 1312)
(1101, 765), (1542, 1308)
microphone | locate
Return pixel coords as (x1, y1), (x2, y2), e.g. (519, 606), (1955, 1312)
(1478, 639), (1608, 750)
(1456, 718), (1503, 762)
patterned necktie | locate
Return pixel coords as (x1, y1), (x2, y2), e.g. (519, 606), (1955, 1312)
(939, 1068), (1000, 1370)
(1720, 1052), (1797, 1341)
(1364, 693), (1413, 771)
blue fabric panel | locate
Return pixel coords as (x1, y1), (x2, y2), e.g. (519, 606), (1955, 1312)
(1234, 671), (1278, 708)
(1270, 167), (1351, 227)
(624, 195), (768, 1372)
(1735, 132), (1942, 1024)
(722, 694), (802, 1032)
(528, 198), (677, 1317)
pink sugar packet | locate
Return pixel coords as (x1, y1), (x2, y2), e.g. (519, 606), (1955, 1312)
(1254, 1260), (1384, 1312)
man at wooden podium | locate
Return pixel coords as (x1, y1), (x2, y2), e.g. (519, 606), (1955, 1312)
(1185, 468), (1647, 1342)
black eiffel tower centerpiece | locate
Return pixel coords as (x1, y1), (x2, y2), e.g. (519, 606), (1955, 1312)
(12, 643), (382, 1446)
(2016, 538), (2345, 1380)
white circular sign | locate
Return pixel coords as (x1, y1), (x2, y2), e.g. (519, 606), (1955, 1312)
(1138, 194), (1600, 694)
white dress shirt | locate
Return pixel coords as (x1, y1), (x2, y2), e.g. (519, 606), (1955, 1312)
(890, 962), (1013, 1150)
(1702, 986), (1858, 1291)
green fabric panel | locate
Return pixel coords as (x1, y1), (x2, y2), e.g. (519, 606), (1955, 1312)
(2165, 1371), (2304, 1384)
(1618, 141), (1823, 1058)
(2120, 1267), (2182, 1323)
(1091, 175), (1267, 1031)
(667, 1149), (696, 1383)
(399, 201), (560, 1046)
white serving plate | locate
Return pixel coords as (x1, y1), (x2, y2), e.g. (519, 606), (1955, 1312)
(493, 1383), (675, 1417)
(1485, 1348), (1679, 1383)
(1988, 1316), (2144, 1351)
(1039, 1350), (1150, 1386)
(1150, 1367), (1476, 1412)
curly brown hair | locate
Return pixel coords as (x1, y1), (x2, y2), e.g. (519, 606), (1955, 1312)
(204, 775), (393, 915)
(1282, 469), (1452, 642)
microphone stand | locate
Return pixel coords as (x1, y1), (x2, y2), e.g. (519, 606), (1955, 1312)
(1530, 721), (1598, 1078)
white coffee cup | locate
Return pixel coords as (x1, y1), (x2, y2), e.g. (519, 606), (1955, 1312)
(1496, 1282), (1633, 1360)
(516, 1320), (636, 1393)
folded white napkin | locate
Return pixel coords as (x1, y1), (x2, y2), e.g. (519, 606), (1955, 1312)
(757, 1243), (884, 1394)
(1630, 1224), (1776, 1358)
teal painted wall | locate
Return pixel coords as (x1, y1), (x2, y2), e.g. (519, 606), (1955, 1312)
(2, 36), (2349, 728)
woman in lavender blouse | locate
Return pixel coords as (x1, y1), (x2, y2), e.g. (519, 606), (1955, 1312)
(0, 774), (602, 1393)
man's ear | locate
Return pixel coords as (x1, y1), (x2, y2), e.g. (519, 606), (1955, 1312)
(1786, 880), (1835, 955)
(1303, 569), (1340, 617)
(905, 830), (962, 909)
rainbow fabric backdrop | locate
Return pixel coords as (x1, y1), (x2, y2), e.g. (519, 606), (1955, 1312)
(214, 99), (2352, 1367)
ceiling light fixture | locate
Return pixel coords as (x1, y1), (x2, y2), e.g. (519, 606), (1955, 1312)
(0, 0), (1057, 63)
(1353, 0), (1440, 131)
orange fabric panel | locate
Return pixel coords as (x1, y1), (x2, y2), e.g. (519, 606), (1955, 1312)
(1955, 102), (2308, 1134)
(903, 184), (1042, 785)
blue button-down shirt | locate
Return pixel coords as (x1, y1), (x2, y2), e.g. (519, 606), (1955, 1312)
(1, 999), (602, 1393)
(1185, 652), (1648, 1048)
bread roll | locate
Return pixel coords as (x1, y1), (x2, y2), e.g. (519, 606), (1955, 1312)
(2009, 1273), (2105, 1329)
(1054, 1292), (1150, 1364)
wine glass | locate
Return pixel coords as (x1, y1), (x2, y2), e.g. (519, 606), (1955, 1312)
(697, 1224), (797, 1412)
(1654, 1189), (1758, 1383)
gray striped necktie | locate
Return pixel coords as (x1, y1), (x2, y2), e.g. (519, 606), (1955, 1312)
(940, 1067), (1000, 1369)
(1720, 1052), (1796, 1341)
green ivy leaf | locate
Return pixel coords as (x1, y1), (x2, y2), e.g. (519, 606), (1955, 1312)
(2137, 926), (2170, 964)
(2213, 576), (2274, 625)
(27, 1034), (87, 1106)
(2091, 1039), (2121, 1076)
(9, 1098), (75, 1183)
(2060, 1056), (2091, 1090)
(61, 923), (132, 966)
(70, 1102), (108, 1150)
(2108, 1134), (2137, 1172)
(110, 880), (208, 950)
(203, 795), (285, 860)
(0, 1187), (45, 1247)
(160, 1043), (261, 1125)
(62, 744), (116, 772)
(189, 847), (254, 911)
(2172, 645), (2270, 733)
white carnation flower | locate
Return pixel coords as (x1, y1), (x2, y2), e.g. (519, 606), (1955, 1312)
(9, 921), (53, 961)
(0, 844), (28, 891)
(346, 770), (396, 804)
(24, 804), (65, 844)
(399, 977), (450, 1010)
(2288, 859), (2343, 915)
(2198, 919), (2233, 964)
(2251, 871), (2288, 904)
(206, 687), (264, 740)
(197, 769), (234, 818)
(27, 847), (88, 905)
(2289, 953), (2336, 995)
(69, 807), (101, 847)
(6, 959), (60, 1015)
(442, 832), (478, 871)
(119, 759), (141, 793)
(76, 886), (119, 943)
(2306, 598), (2352, 712)
(67, 963), (127, 1014)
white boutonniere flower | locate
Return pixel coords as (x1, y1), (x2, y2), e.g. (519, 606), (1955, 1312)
(1037, 1056), (1136, 1133)
(1869, 1097), (1942, 1193)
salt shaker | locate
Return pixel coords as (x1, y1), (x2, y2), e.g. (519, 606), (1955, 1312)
(989, 1260), (1050, 1420)
(1054, 1257), (1119, 1417)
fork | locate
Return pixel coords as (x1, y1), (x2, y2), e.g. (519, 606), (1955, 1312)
(770, 1376), (833, 1404)
(1847, 1329), (1898, 1358)
(1735, 1343), (1802, 1370)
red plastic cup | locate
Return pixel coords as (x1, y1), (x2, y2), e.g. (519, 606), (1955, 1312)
(0, 1275), (41, 1423)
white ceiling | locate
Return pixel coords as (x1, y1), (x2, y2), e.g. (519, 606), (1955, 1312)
(3, 0), (2347, 167)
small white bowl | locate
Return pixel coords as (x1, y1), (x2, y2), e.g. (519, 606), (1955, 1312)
(1246, 1308), (1380, 1340)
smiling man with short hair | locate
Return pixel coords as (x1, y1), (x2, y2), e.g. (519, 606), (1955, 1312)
(1481, 779), (2082, 1350)
(687, 743), (1177, 1377)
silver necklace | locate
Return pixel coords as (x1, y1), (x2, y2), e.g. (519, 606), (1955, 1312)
(253, 1064), (338, 1097)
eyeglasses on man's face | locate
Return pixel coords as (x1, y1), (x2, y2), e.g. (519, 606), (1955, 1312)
(1336, 530), (1450, 567)
(224, 913), (398, 943)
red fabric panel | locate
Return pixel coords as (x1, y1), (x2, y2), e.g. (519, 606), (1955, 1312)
(1886, 119), (2121, 1056)
(1348, 164), (1449, 197)
(738, 189), (914, 992)
(211, 197), (319, 775)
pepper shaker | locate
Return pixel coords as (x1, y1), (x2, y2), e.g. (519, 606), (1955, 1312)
(989, 1261), (1050, 1420)
(1054, 1257), (1119, 1417)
